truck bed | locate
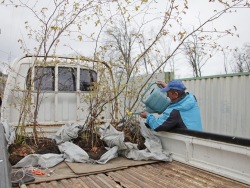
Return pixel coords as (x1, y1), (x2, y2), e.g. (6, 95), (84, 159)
(24, 161), (250, 188)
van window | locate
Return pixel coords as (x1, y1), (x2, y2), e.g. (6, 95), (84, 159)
(27, 66), (96, 92)
(58, 67), (76, 91)
(80, 69), (97, 91)
(34, 67), (55, 91)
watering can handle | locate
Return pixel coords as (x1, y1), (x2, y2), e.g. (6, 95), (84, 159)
(141, 82), (157, 103)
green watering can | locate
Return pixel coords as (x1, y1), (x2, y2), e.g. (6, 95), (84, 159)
(138, 82), (171, 114)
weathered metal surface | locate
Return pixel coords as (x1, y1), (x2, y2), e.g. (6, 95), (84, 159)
(0, 122), (11, 188)
(182, 73), (250, 139)
(25, 161), (250, 188)
(156, 131), (250, 185)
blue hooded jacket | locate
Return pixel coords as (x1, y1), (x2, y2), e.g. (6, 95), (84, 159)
(146, 93), (203, 131)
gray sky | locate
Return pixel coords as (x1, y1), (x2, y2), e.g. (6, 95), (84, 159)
(0, 1), (249, 77)
(182, 1), (250, 77)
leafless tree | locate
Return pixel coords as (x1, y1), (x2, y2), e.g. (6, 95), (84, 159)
(222, 50), (230, 74)
(105, 20), (134, 78)
(181, 33), (218, 77)
(3, 0), (250, 130)
(100, 0), (250, 114)
(230, 43), (250, 73)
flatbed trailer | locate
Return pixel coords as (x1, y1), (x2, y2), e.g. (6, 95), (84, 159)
(2, 125), (250, 188)
(20, 161), (250, 188)
(1, 55), (250, 188)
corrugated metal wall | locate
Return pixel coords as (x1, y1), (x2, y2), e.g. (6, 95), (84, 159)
(181, 73), (250, 139)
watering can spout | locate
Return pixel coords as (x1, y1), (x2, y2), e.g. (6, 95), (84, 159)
(140, 82), (170, 114)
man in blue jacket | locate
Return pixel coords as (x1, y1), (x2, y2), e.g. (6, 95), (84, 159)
(140, 80), (203, 131)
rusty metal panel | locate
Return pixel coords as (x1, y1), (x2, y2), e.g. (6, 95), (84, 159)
(182, 73), (250, 139)
(25, 161), (250, 188)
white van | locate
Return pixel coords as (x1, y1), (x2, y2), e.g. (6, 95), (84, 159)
(0, 55), (107, 135)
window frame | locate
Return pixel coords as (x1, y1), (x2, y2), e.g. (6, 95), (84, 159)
(26, 66), (97, 92)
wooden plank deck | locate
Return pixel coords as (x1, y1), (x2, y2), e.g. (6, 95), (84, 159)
(24, 161), (250, 188)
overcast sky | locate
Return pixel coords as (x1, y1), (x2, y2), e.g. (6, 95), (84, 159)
(0, 1), (249, 77)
